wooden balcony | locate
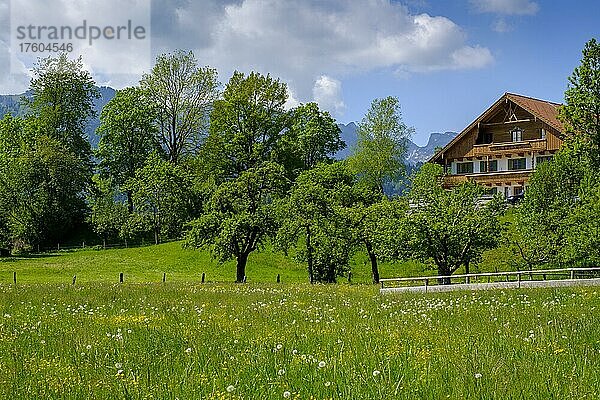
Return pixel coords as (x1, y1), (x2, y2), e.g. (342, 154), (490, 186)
(443, 170), (532, 187)
(471, 139), (547, 157)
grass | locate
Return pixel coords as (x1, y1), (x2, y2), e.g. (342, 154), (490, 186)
(0, 241), (427, 285)
(0, 283), (599, 399)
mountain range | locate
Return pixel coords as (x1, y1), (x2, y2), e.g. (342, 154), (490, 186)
(0, 89), (456, 162)
(336, 122), (456, 165)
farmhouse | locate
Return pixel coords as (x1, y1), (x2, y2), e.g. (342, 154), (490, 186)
(430, 93), (564, 198)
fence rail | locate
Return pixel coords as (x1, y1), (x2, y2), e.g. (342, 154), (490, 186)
(380, 267), (600, 293)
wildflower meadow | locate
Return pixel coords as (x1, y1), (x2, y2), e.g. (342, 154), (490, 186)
(0, 282), (599, 399)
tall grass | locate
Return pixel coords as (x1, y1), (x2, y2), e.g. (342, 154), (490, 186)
(1, 283), (598, 399)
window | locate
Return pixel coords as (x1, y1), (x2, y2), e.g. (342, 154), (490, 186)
(479, 160), (498, 173)
(476, 131), (493, 145)
(536, 155), (553, 166)
(514, 186), (524, 196)
(508, 158), (526, 170)
(480, 161), (487, 173)
(456, 162), (473, 174)
(540, 128), (546, 139)
(511, 128), (523, 142)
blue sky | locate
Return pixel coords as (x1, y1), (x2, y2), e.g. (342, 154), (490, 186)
(0, 0), (598, 145)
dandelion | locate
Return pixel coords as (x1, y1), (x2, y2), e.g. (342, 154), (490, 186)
(474, 373), (482, 379)
(226, 385), (235, 393)
(372, 370), (381, 377)
(283, 391), (291, 398)
(318, 361), (326, 368)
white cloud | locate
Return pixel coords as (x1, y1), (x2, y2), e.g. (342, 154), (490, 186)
(0, 0), (494, 106)
(312, 75), (345, 117)
(194, 0), (493, 103)
(470, 0), (539, 15)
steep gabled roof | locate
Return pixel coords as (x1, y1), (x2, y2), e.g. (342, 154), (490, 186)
(430, 92), (563, 163)
(505, 93), (563, 132)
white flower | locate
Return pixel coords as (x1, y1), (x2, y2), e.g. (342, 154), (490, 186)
(276, 343), (283, 350)
(283, 391), (291, 398)
(324, 381), (331, 387)
(185, 347), (192, 354)
(116, 369), (124, 376)
(292, 349), (298, 355)
(474, 373), (482, 379)
(115, 363), (122, 369)
(86, 345), (92, 350)
(226, 385), (235, 393)
(372, 370), (381, 377)
(318, 361), (326, 368)
(278, 369), (286, 376)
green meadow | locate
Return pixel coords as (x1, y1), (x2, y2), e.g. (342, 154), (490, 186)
(1, 283), (599, 399)
(1, 244), (599, 399)
(0, 241), (427, 285)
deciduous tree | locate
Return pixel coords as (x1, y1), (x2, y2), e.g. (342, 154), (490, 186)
(400, 164), (505, 283)
(96, 87), (159, 212)
(185, 162), (287, 282)
(140, 51), (220, 164)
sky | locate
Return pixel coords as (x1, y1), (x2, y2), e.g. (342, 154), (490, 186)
(0, 0), (598, 145)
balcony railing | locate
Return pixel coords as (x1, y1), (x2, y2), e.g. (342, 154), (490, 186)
(442, 170), (532, 186)
(472, 139), (546, 156)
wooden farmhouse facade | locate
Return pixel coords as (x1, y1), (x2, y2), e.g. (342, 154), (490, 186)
(429, 93), (564, 198)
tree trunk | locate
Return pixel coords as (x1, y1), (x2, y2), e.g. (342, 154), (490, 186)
(365, 240), (379, 284)
(236, 251), (249, 283)
(306, 226), (314, 284)
(154, 228), (159, 245)
(126, 190), (134, 214)
(437, 265), (451, 285)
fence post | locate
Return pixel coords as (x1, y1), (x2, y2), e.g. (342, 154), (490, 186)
(201, 273), (205, 284)
(119, 272), (124, 283)
(570, 270), (575, 280)
(243, 275), (247, 283)
(276, 274), (281, 283)
(517, 272), (521, 288)
(13, 271), (16, 285)
(162, 272), (166, 283)
(72, 275), (76, 285)
(347, 271), (352, 284)
(424, 278), (429, 293)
